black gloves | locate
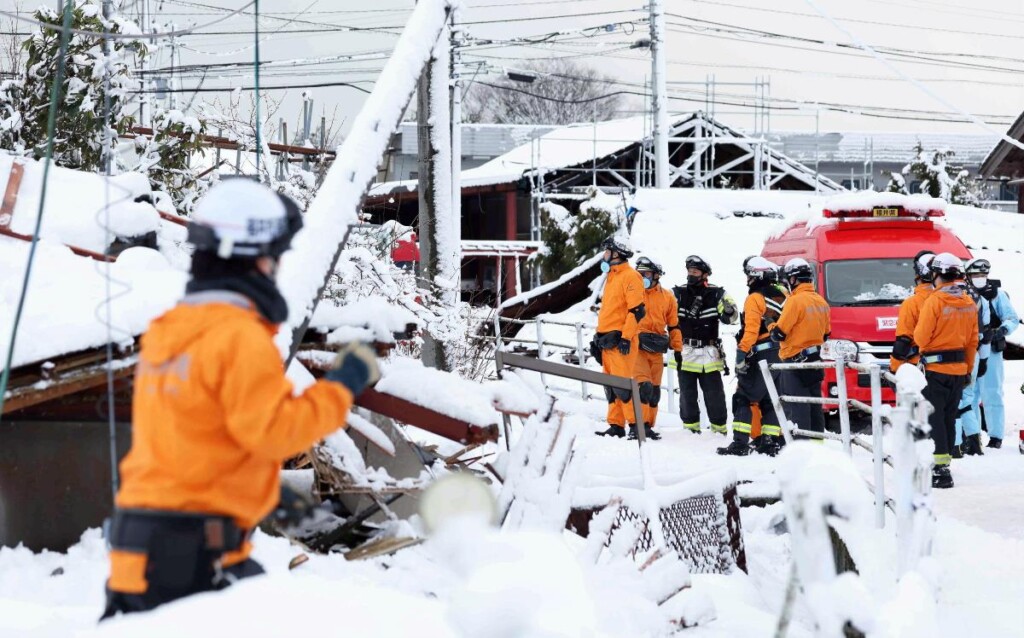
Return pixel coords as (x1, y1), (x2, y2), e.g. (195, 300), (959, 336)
(325, 342), (381, 396)
(618, 339), (631, 355)
(673, 351), (682, 368)
(978, 358), (988, 379)
(769, 326), (786, 343)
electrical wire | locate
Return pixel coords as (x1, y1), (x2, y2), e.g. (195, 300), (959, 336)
(132, 79), (374, 94)
(254, 0), (261, 174)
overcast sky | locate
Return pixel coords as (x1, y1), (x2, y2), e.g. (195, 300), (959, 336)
(10, 0), (1024, 140)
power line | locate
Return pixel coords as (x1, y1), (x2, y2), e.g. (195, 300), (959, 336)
(132, 79), (374, 94)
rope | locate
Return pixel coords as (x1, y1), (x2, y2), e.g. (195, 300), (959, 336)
(0, 2), (74, 421)
(254, 0), (262, 175)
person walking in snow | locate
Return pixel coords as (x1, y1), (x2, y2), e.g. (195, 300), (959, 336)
(672, 255), (738, 436)
(101, 180), (381, 618)
(953, 258), (993, 457)
(718, 257), (787, 457)
(592, 236), (647, 438)
(967, 259), (1019, 449)
(889, 251), (936, 374)
(770, 258), (831, 438)
(631, 257), (682, 441)
(914, 253), (979, 489)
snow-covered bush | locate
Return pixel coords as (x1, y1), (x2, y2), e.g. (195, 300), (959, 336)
(885, 143), (981, 206)
(537, 187), (620, 281)
(1, 1), (145, 171)
(133, 109), (208, 213)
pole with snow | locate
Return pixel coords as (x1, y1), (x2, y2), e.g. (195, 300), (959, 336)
(650, 0), (669, 188)
(450, 7), (462, 239)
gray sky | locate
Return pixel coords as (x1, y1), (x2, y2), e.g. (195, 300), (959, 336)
(8, 0), (1024, 138)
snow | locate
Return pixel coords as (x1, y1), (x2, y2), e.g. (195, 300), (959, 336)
(320, 295), (420, 344)
(823, 191), (947, 214)
(500, 252), (604, 310)
(274, 0), (452, 359)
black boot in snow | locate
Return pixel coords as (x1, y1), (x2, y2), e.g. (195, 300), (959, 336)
(986, 437), (1002, 449)
(643, 424), (661, 441)
(932, 466), (954, 489)
(717, 440), (751, 456)
(951, 444), (963, 459)
(963, 433), (985, 456)
(596, 425), (625, 438)
(627, 424), (638, 439)
(758, 436), (784, 457)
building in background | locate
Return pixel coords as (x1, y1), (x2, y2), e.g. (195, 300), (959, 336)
(978, 112), (1024, 214)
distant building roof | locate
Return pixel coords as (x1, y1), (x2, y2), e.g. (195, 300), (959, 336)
(979, 111), (1024, 179)
(768, 131), (999, 165)
(396, 122), (556, 160)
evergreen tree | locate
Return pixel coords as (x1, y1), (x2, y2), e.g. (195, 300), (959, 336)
(537, 191), (619, 281)
(885, 141), (981, 206)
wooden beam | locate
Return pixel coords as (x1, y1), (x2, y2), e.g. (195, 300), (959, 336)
(355, 387), (499, 445)
(0, 160), (24, 227)
(2, 359), (136, 414)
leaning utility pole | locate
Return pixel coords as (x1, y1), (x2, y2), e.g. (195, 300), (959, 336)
(450, 7), (462, 240)
(417, 19), (456, 371)
(650, 0), (669, 188)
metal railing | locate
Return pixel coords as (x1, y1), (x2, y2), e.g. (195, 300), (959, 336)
(759, 356), (934, 574)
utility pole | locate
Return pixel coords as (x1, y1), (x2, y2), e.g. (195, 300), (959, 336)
(450, 7), (462, 248)
(417, 13), (455, 371)
(650, 0), (669, 188)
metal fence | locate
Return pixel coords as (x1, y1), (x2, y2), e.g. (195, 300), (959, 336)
(759, 356), (934, 574)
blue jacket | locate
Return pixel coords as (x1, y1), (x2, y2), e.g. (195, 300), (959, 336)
(988, 288), (1020, 338)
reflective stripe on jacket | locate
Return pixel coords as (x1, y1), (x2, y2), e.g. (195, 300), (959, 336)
(775, 283), (831, 360)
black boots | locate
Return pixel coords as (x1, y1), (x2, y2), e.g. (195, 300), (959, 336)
(951, 444), (963, 459)
(932, 466), (954, 489)
(756, 436), (784, 457)
(717, 440), (751, 456)
(963, 433), (985, 456)
(596, 425), (625, 438)
(627, 424), (661, 441)
(987, 437), (1002, 449)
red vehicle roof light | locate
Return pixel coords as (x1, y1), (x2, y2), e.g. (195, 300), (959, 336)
(822, 206), (944, 219)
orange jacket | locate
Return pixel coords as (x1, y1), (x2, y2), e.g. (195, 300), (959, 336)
(775, 283), (831, 360)
(638, 283), (682, 351)
(737, 285), (787, 354)
(117, 292), (353, 554)
(597, 262), (646, 340)
(890, 283), (933, 372)
(913, 282), (979, 376)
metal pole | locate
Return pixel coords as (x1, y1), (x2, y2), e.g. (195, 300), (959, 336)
(870, 365), (885, 528)
(835, 358), (852, 455)
(650, 0), (669, 188)
(535, 318), (547, 388)
(575, 322), (588, 399)
(759, 359), (794, 443)
(450, 7), (462, 243)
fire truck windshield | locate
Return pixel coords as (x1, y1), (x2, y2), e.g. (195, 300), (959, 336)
(824, 258), (916, 307)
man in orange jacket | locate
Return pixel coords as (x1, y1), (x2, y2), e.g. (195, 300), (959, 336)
(770, 258), (831, 437)
(719, 257), (788, 456)
(632, 257), (682, 441)
(593, 236), (646, 437)
(890, 251), (935, 373)
(102, 180), (380, 618)
(914, 253), (979, 489)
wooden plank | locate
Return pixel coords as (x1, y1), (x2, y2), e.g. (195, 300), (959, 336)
(0, 227), (115, 263)
(0, 160), (24, 227)
(355, 387), (499, 445)
(2, 362), (135, 414)
(343, 536), (422, 561)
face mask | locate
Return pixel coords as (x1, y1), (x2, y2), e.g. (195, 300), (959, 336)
(600, 260), (611, 274)
(971, 277), (987, 289)
(686, 274), (702, 286)
(642, 277), (652, 289)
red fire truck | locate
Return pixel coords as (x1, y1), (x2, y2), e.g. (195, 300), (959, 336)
(761, 195), (971, 407)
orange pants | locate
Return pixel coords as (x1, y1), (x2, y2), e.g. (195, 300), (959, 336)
(602, 337), (639, 428)
(634, 350), (665, 427)
(751, 404), (762, 438)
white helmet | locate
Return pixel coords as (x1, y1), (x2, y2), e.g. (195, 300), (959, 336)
(189, 179), (302, 259)
(929, 252), (964, 280)
(783, 257), (813, 282)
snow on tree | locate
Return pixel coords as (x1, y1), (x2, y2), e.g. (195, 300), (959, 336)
(0, 1), (145, 171)
(885, 142), (981, 206)
(132, 109), (208, 213)
(537, 187), (620, 281)
(463, 59), (626, 125)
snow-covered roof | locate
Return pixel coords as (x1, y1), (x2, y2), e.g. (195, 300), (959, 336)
(461, 240), (542, 256)
(396, 122), (557, 160)
(769, 131), (1000, 165)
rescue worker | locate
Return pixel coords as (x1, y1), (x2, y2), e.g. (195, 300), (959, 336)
(632, 257), (682, 441)
(592, 236), (646, 438)
(954, 258), (992, 457)
(718, 257), (788, 456)
(673, 255), (738, 435)
(770, 258), (831, 437)
(889, 251), (935, 373)
(102, 180), (381, 618)
(914, 253), (978, 489)
(970, 260), (1020, 449)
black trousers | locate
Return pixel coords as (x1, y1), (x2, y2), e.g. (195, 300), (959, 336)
(922, 370), (966, 465)
(780, 367), (826, 435)
(678, 370), (728, 428)
(731, 352), (781, 442)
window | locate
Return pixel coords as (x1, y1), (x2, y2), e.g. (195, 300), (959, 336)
(823, 259), (916, 306)
(841, 179), (863, 190)
(910, 181), (923, 194)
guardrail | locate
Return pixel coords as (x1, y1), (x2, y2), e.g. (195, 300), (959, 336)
(759, 355), (934, 574)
